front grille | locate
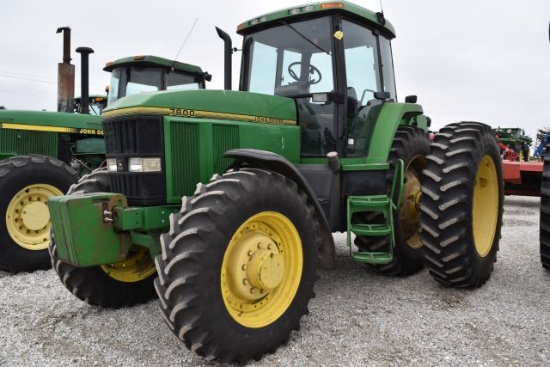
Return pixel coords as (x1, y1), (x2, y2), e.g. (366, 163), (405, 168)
(103, 116), (166, 206)
(104, 116), (163, 154)
(0, 129), (57, 156)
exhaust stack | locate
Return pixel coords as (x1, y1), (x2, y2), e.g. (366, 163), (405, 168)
(56, 27), (74, 112)
(76, 47), (94, 115)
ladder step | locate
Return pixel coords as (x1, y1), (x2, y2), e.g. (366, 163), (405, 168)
(348, 195), (391, 212)
(350, 223), (391, 237)
(351, 251), (393, 264)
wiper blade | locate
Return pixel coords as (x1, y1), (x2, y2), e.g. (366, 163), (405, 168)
(281, 21), (330, 55)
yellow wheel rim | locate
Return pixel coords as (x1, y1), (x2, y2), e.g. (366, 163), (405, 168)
(6, 184), (63, 251)
(100, 247), (156, 282)
(221, 211), (303, 328)
(398, 159), (424, 250)
(472, 155), (499, 257)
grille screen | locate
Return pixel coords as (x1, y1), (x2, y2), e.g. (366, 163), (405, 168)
(104, 116), (165, 206)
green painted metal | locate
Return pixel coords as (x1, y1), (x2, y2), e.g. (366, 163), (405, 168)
(0, 128), (58, 159)
(75, 138), (105, 154)
(104, 89), (297, 122)
(49, 192), (179, 267)
(104, 55), (206, 76)
(365, 103), (425, 164)
(0, 110), (103, 132)
(346, 159), (404, 264)
(48, 193), (131, 267)
(164, 116), (301, 203)
(114, 205), (178, 232)
(237, 0), (396, 37)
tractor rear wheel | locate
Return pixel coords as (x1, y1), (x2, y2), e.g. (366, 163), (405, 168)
(0, 155), (77, 272)
(49, 169), (157, 307)
(355, 126), (429, 275)
(155, 168), (319, 364)
(420, 122), (503, 287)
(540, 143), (550, 269)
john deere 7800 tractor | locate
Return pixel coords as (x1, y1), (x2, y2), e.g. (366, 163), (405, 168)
(48, 1), (504, 363)
(0, 52), (210, 273)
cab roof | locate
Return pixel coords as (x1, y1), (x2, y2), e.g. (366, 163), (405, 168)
(237, 1), (395, 38)
(103, 55), (205, 75)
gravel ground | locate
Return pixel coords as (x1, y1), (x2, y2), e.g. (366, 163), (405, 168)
(1, 195), (549, 367)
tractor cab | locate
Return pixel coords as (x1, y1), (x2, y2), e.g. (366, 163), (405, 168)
(238, 4), (397, 158)
(104, 55), (212, 105)
(74, 95), (107, 115)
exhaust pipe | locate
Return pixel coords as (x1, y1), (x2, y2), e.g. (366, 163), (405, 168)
(76, 47), (94, 115)
(216, 27), (232, 90)
(56, 27), (74, 112)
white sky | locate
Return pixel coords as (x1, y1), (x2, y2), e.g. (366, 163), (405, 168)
(2, 0), (550, 142)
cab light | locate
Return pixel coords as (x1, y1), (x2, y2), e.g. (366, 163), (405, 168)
(289, 5), (315, 15)
(107, 158), (117, 172)
(320, 2), (345, 9)
(129, 157), (162, 172)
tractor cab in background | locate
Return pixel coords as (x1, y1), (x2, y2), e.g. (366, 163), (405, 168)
(104, 55), (211, 106)
(74, 95), (107, 115)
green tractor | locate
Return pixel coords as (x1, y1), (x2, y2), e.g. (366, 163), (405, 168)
(0, 45), (210, 272)
(48, 1), (504, 363)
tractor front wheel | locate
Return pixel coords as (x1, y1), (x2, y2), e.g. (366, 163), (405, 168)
(420, 122), (503, 287)
(0, 155), (77, 272)
(49, 169), (157, 307)
(155, 168), (319, 364)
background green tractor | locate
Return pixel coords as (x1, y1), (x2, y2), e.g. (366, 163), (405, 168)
(0, 30), (211, 273)
(48, 1), (504, 364)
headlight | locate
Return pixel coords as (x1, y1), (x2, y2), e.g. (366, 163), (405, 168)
(107, 158), (118, 172)
(128, 157), (162, 172)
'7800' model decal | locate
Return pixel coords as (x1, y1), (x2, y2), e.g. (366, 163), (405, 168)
(104, 106), (296, 126)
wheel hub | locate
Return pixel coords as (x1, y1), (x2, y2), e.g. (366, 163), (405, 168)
(6, 184), (63, 250)
(21, 202), (50, 230)
(225, 228), (283, 302)
(247, 249), (285, 291)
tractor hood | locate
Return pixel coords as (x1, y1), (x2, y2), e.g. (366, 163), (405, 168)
(103, 89), (298, 126)
(0, 109), (102, 132)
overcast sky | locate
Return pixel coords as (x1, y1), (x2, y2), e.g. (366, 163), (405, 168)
(2, 0), (550, 142)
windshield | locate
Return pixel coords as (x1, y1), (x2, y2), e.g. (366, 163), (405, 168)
(108, 67), (202, 105)
(243, 16), (334, 95)
(243, 16), (336, 157)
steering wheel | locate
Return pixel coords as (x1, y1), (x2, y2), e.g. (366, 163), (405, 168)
(288, 62), (322, 85)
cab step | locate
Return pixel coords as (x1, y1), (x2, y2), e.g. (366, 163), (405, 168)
(346, 160), (403, 264)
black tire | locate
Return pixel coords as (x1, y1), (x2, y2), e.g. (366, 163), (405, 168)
(540, 142), (550, 269)
(354, 126), (429, 275)
(420, 122), (503, 287)
(0, 155), (77, 272)
(155, 168), (320, 364)
(49, 169), (157, 307)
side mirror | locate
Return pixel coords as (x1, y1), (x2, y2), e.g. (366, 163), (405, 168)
(405, 95), (417, 103)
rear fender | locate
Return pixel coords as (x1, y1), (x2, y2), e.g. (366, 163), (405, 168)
(367, 102), (427, 163)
